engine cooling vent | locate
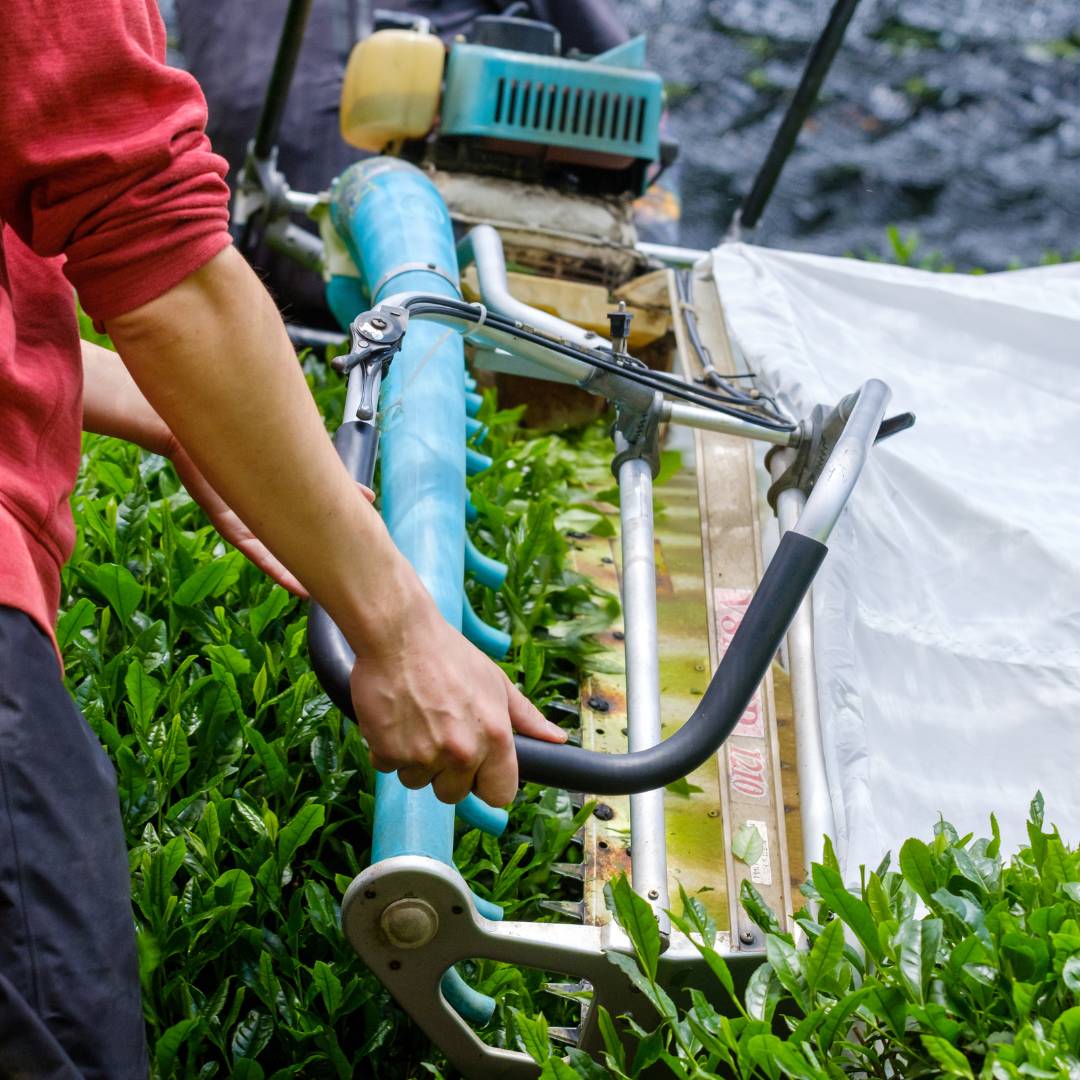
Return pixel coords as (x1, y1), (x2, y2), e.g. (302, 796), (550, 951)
(441, 43), (664, 166)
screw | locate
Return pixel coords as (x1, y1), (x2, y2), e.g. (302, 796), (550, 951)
(451, 905), (464, 915)
(613, 630), (625, 641)
(707, 810), (719, 819)
(365, 889), (377, 899)
(740, 929), (756, 946)
(369, 316), (388, 331)
(380, 897), (439, 950)
(601, 556), (614, 565)
(587, 696), (610, 713)
(648, 889), (660, 900)
(567, 530), (588, 540)
(389, 960), (402, 971)
(593, 803), (615, 821)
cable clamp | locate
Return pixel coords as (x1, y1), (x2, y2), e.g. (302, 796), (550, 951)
(470, 302), (489, 331)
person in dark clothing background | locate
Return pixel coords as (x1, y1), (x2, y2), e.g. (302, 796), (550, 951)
(170, 0), (659, 324)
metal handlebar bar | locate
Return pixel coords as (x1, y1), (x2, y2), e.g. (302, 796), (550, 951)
(309, 370), (891, 797)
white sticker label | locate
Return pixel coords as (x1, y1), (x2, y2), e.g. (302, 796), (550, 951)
(745, 819), (773, 886)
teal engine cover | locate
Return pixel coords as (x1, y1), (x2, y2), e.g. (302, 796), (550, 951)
(440, 36), (664, 194)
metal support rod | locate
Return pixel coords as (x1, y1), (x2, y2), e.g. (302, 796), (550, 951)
(457, 225), (610, 354)
(636, 241), (708, 268)
(770, 452), (833, 874)
(617, 449), (671, 936)
(663, 400), (795, 446)
(253, 0), (314, 160)
(735, 0), (861, 231)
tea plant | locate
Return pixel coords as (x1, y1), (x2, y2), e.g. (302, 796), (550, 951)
(64, 340), (616, 1077)
(524, 797), (1080, 1079)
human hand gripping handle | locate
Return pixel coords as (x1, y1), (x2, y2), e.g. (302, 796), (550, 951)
(350, 626), (566, 807)
(305, 410), (566, 808)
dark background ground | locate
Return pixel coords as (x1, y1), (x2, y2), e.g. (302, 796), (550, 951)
(620, 0), (1080, 268)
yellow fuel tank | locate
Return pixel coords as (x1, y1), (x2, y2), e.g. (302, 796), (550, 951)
(339, 30), (445, 152)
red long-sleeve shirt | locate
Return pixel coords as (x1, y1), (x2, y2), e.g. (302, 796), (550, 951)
(0, 1), (232, 657)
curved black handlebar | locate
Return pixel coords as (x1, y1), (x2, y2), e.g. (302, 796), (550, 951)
(308, 413), (829, 796)
(514, 529), (826, 793)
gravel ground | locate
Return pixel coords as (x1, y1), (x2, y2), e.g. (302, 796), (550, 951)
(620, 0), (1080, 267)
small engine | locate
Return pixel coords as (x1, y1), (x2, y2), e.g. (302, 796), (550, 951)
(339, 11), (673, 199)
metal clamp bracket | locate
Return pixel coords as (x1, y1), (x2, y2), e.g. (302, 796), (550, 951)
(765, 395), (853, 512)
(611, 390), (665, 479)
(766, 392), (915, 511)
(331, 306), (410, 421)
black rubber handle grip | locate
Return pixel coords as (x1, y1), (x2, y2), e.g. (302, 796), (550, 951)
(308, 421), (378, 714)
(514, 529), (827, 793)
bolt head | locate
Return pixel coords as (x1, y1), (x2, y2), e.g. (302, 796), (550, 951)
(380, 898), (439, 950)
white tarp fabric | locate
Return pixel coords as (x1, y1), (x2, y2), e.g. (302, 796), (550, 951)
(711, 243), (1080, 876)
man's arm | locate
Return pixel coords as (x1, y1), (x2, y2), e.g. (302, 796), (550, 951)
(105, 246), (566, 806)
(82, 337), (311, 595)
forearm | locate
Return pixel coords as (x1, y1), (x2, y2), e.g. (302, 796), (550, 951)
(104, 245), (433, 653)
(81, 339), (171, 454)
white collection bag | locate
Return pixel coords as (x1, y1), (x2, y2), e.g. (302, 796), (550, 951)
(712, 243), (1080, 875)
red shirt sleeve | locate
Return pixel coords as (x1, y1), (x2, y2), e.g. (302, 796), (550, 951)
(0, 1), (232, 321)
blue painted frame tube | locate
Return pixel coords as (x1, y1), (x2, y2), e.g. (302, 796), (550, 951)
(330, 158), (465, 867)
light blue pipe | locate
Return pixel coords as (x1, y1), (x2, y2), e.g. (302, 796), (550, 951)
(330, 158), (465, 868)
(466, 447), (493, 476)
(326, 275), (368, 332)
(465, 533), (508, 591)
(442, 969), (496, 1026)
(457, 793), (509, 836)
(465, 416), (487, 445)
(462, 596), (512, 659)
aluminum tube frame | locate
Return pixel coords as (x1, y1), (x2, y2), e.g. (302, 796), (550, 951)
(378, 294), (598, 385)
(457, 225), (614, 354)
(617, 451), (671, 935)
(636, 241), (709, 268)
(663, 401), (795, 446)
(770, 452), (834, 875)
(381, 295), (796, 439)
(794, 379), (890, 542)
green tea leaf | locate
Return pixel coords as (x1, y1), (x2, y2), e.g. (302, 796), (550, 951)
(606, 875), (661, 980)
(899, 837), (940, 906)
(124, 660), (161, 730)
(277, 803), (325, 869)
(174, 554), (242, 607)
(805, 918), (845, 995)
(812, 864), (883, 963)
(232, 1009), (273, 1061)
(920, 1034), (974, 1078)
(57, 597), (97, 653)
(249, 587), (292, 638)
(732, 823), (764, 867)
(595, 1005), (626, 1072)
(154, 1018), (199, 1078)
(895, 917), (943, 1005)
(81, 561), (143, 623)
(605, 950), (677, 1021)
(512, 1007), (550, 1064)
(312, 960), (343, 1019)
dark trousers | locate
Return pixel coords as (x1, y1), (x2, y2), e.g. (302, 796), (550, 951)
(0, 607), (146, 1079)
